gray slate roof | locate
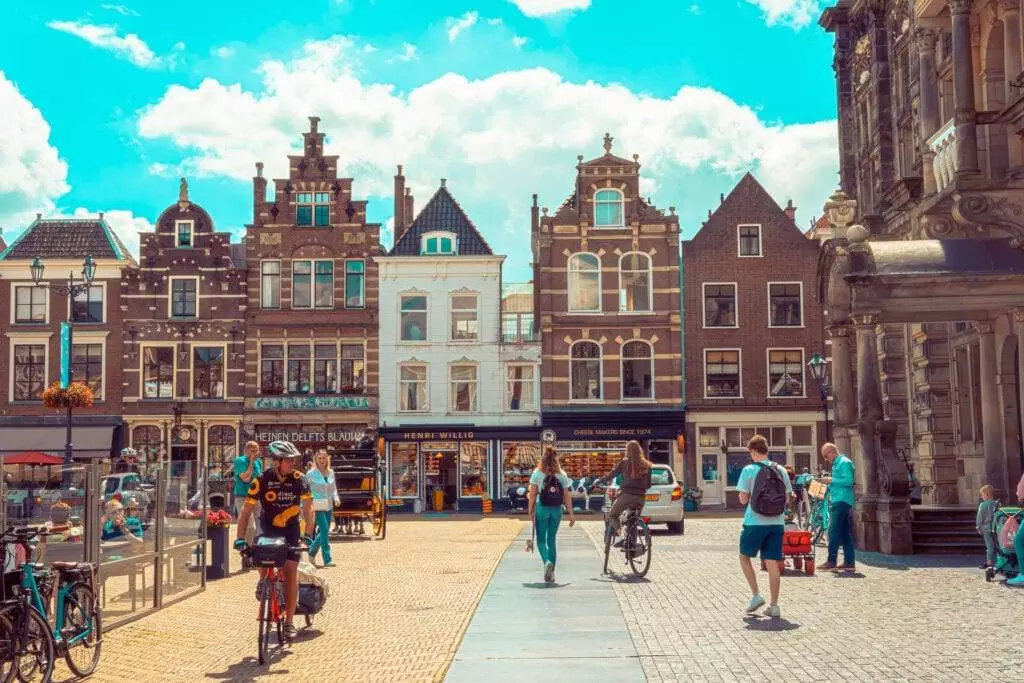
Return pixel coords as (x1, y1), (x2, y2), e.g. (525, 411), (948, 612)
(391, 184), (493, 256)
(0, 218), (133, 262)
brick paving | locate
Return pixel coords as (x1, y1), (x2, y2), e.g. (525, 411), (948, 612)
(58, 519), (522, 683)
(581, 519), (1024, 682)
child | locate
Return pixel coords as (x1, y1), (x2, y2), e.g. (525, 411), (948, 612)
(976, 485), (998, 569)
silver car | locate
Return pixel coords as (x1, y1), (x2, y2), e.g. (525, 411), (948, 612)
(605, 465), (684, 534)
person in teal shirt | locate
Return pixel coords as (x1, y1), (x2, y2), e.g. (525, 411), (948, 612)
(820, 442), (856, 571)
(527, 446), (575, 584)
(233, 441), (264, 553)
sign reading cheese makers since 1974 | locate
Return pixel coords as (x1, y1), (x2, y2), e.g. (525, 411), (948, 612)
(570, 426), (655, 438)
(252, 396), (372, 410)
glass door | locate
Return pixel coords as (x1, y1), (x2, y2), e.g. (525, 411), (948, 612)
(700, 453), (723, 507)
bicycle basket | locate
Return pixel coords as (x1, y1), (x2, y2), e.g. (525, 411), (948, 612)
(251, 537), (289, 567)
(807, 480), (829, 500)
(295, 584), (326, 615)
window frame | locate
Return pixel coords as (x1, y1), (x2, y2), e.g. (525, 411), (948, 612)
(505, 363), (537, 412)
(260, 260), (281, 309)
(191, 344), (227, 400)
(421, 231), (457, 256)
(340, 343), (365, 394)
(313, 342), (339, 394)
(703, 348), (742, 400)
(9, 339), (48, 402)
(593, 188), (625, 228)
(286, 342), (313, 395)
(702, 282), (738, 329)
(296, 191), (331, 227)
(175, 220), (195, 248)
(168, 276), (199, 319)
(291, 259), (334, 310)
(448, 362), (480, 413)
(737, 224), (763, 258)
(767, 281), (804, 328)
(398, 363), (429, 413)
(11, 284), (48, 324)
(259, 343), (285, 396)
(620, 339), (655, 401)
(567, 252), (602, 314)
(345, 259), (365, 309)
(766, 347), (806, 399)
(569, 339), (603, 402)
(140, 344), (176, 399)
(69, 282), (106, 324)
(71, 338), (106, 401)
(450, 292), (480, 342)
(399, 292), (429, 343)
(618, 252), (653, 313)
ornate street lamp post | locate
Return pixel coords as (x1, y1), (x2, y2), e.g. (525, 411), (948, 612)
(807, 352), (831, 442)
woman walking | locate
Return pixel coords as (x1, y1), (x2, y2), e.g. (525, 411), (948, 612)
(307, 449), (340, 567)
(528, 446), (575, 583)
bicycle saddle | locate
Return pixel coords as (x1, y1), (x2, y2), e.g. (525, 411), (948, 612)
(51, 561), (92, 571)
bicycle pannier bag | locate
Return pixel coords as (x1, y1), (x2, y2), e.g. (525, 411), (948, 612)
(750, 463), (788, 517)
(251, 536), (289, 567)
(295, 584), (326, 615)
(539, 474), (564, 507)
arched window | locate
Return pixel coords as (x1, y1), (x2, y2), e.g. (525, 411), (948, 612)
(570, 341), (602, 401)
(618, 252), (652, 312)
(208, 426), (238, 482)
(594, 189), (624, 227)
(568, 253), (601, 313)
(621, 341), (653, 400)
(131, 425), (162, 464)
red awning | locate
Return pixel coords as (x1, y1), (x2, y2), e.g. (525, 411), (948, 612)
(2, 452), (65, 466)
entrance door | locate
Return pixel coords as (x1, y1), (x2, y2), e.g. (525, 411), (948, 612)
(700, 453), (723, 507)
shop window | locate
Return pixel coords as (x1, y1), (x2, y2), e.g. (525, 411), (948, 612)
(14, 285), (46, 323)
(132, 425), (162, 463)
(449, 364), (479, 412)
(698, 427), (719, 448)
(769, 349), (804, 397)
(703, 283), (736, 327)
(769, 283), (802, 327)
(769, 451), (787, 467)
(260, 344), (285, 395)
(208, 426), (237, 481)
(459, 442), (488, 497)
(795, 452), (811, 474)
(400, 294), (428, 341)
(287, 343), (311, 394)
(170, 278), (197, 318)
(618, 252), (652, 312)
(701, 454), (719, 481)
(621, 340), (653, 400)
(261, 261), (281, 309)
(741, 427), (757, 444)
(176, 221), (194, 248)
(72, 343), (103, 399)
(341, 344), (364, 393)
(451, 294), (479, 341)
(594, 188), (624, 227)
(738, 224), (762, 257)
(567, 253), (601, 313)
(791, 426), (812, 446)
(72, 285), (104, 323)
(770, 427), (787, 447)
(570, 340), (602, 401)
(502, 442), (541, 493)
(724, 428), (742, 448)
(390, 443), (419, 497)
(647, 440), (671, 466)
(345, 260), (365, 308)
(725, 452), (750, 488)
(193, 347), (224, 399)
(314, 344), (337, 393)
(399, 364), (427, 411)
(13, 344), (46, 401)
(296, 192), (331, 227)
(506, 364), (536, 411)
(142, 347), (174, 399)
(705, 349), (741, 398)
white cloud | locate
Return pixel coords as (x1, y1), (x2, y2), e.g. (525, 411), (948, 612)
(100, 4), (140, 17)
(745, 0), (823, 28)
(689, 4), (701, 14)
(212, 46), (235, 58)
(488, 18), (504, 26)
(512, 36), (528, 48)
(64, 208), (155, 259)
(447, 11), (479, 42)
(136, 38), (838, 256)
(47, 21), (160, 68)
(389, 43), (418, 63)
(509, 0), (591, 18)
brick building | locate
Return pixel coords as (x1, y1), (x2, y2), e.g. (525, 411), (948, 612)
(242, 117), (382, 454)
(120, 180), (248, 484)
(682, 174), (826, 508)
(532, 134), (684, 482)
(0, 217), (135, 459)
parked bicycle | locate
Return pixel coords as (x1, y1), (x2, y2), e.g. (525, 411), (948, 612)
(597, 491), (652, 579)
(239, 537), (309, 666)
(804, 473), (832, 546)
(0, 525), (102, 682)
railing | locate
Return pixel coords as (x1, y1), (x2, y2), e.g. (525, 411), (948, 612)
(501, 330), (539, 344)
(928, 118), (957, 193)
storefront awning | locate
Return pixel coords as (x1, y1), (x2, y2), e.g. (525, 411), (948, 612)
(0, 426), (116, 458)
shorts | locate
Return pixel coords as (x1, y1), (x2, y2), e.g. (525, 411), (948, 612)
(260, 524), (302, 563)
(739, 524), (784, 561)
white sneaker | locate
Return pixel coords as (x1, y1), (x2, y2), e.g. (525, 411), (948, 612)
(544, 562), (554, 583)
(764, 604), (781, 618)
(745, 594), (766, 613)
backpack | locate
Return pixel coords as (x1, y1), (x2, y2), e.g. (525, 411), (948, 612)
(539, 474), (564, 507)
(750, 462), (788, 517)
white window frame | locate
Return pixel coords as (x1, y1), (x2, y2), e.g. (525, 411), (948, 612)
(68, 281), (107, 325)
(702, 282), (738, 329)
(291, 259), (334, 310)
(767, 281), (804, 328)
(505, 363), (538, 412)
(703, 348), (742, 400)
(569, 339), (603, 402)
(450, 292), (480, 342)
(399, 292), (429, 343)
(567, 252), (602, 314)
(168, 276), (199, 319)
(139, 343), (177, 399)
(190, 343), (228, 400)
(71, 331), (108, 401)
(618, 252), (653, 313)
(8, 334), (50, 402)
(175, 220), (195, 248)
(398, 362), (429, 413)
(260, 260), (281, 309)
(593, 188), (625, 228)
(296, 191), (331, 227)
(10, 283), (49, 325)
(448, 362), (480, 413)
(421, 231), (458, 256)
(737, 224), (763, 258)
(766, 347), (806, 399)
(620, 339), (655, 401)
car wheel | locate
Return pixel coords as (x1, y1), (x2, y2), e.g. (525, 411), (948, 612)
(667, 521), (683, 534)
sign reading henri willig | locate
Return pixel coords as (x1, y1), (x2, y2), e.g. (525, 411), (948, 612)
(399, 431), (475, 441)
(252, 396), (372, 410)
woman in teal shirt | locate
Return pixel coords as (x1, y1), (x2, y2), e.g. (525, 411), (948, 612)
(528, 446), (575, 584)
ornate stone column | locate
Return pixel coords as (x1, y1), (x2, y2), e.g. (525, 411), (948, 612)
(916, 27), (941, 194)
(950, 0), (981, 173)
(854, 314), (883, 498)
(977, 322), (1009, 496)
(827, 322), (856, 456)
(1003, 0), (1024, 169)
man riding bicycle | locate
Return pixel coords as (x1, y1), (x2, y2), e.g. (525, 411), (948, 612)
(234, 440), (315, 641)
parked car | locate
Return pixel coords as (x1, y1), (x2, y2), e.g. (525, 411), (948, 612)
(101, 472), (154, 516)
(605, 464), (684, 534)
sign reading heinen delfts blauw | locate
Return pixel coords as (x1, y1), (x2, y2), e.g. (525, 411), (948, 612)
(253, 396), (372, 410)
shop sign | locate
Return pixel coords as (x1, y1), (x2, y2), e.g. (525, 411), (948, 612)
(400, 431), (475, 441)
(569, 426), (655, 439)
(422, 441), (458, 452)
(253, 396), (371, 410)
(254, 428), (365, 444)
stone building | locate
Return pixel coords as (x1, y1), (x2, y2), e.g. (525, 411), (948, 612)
(242, 117), (383, 454)
(682, 175), (827, 508)
(532, 134), (684, 482)
(120, 180), (248, 484)
(818, 0), (1024, 553)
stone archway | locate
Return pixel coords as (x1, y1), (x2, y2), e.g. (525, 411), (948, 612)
(1000, 334), (1024, 489)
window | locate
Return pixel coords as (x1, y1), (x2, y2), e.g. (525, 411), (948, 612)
(650, 467), (675, 486)
(791, 426), (813, 446)
(450, 364), (479, 412)
(176, 221), (194, 248)
(400, 294), (427, 341)
(738, 224), (762, 257)
(170, 279), (197, 318)
(390, 443), (419, 497)
(769, 451), (787, 466)
(13, 344), (45, 401)
(207, 426), (237, 481)
(768, 349), (804, 397)
(568, 253), (601, 313)
(698, 427), (719, 448)
(459, 442), (488, 497)
(341, 344), (365, 393)
(131, 425), (162, 462)
(769, 283), (802, 327)
(315, 261), (334, 308)
(502, 312), (535, 343)
(399, 365), (427, 411)
(193, 347), (224, 399)
(506, 365), (536, 411)
(795, 452), (811, 474)
(594, 189), (624, 227)
(287, 343), (311, 394)
(296, 192), (331, 227)
(14, 286), (46, 323)
(261, 261), (281, 309)
(705, 349), (740, 398)
(451, 294), (479, 341)
(422, 232), (457, 255)
(260, 344), (284, 395)
(72, 343), (103, 398)
(71, 285), (104, 323)
(621, 341), (653, 400)
(619, 253), (652, 312)
(703, 283), (736, 327)
(142, 347), (174, 398)
(314, 344), (337, 394)
(293, 260), (334, 309)
(570, 341), (602, 401)
(725, 452), (750, 488)
(345, 260), (365, 308)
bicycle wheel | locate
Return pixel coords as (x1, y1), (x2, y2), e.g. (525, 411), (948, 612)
(626, 517), (652, 578)
(62, 583), (102, 677)
(0, 611), (16, 683)
(2, 605), (55, 683)
(602, 519), (613, 575)
(257, 594), (270, 665)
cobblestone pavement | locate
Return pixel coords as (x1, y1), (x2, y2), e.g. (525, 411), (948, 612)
(58, 519), (522, 683)
(581, 519), (1024, 682)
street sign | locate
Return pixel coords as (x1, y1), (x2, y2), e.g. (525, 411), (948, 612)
(59, 322), (71, 389)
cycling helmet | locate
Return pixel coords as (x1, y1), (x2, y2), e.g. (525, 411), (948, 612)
(267, 440), (301, 460)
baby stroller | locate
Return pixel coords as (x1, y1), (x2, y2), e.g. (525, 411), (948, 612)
(986, 505), (1023, 583)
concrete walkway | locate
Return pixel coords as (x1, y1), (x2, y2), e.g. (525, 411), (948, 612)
(445, 524), (645, 682)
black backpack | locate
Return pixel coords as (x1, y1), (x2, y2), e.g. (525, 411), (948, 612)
(750, 462), (788, 516)
(539, 474), (564, 507)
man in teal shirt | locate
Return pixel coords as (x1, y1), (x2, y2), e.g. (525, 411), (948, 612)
(233, 441), (264, 554)
(820, 442), (856, 571)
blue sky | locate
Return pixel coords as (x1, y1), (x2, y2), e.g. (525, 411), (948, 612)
(0, 0), (837, 280)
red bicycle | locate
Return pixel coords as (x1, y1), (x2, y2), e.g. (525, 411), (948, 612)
(240, 537), (307, 665)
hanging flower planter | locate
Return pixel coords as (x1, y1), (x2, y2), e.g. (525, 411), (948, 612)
(42, 382), (94, 410)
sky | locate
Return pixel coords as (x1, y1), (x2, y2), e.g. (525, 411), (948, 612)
(0, 0), (838, 281)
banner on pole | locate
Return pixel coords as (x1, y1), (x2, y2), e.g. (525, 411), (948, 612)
(60, 322), (71, 389)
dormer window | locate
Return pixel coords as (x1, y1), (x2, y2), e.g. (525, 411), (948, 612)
(297, 192), (331, 227)
(594, 189), (624, 227)
(176, 221), (194, 248)
(422, 232), (457, 255)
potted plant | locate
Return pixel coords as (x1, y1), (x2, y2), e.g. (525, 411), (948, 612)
(42, 381), (94, 410)
(205, 509), (234, 580)
(683, 486), (702, 512)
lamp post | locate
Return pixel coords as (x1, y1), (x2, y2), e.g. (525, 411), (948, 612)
(807, 352), (831, 442)
(31, 255), (97, 485)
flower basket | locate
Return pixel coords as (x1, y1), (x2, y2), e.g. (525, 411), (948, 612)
(42, 382), (94, 410)
(206, 509), (234, 528)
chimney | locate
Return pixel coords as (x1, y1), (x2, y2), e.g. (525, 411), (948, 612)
(531, 194), (539, 232)
(393, 165), (406, 247)
(784, 199), (797, 223)
(404, 188), (414, 229)
(253, 162), (267, 222)
(309, 116), (320, 134)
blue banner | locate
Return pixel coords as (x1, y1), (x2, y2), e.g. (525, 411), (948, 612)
(59, 322), (71, 389)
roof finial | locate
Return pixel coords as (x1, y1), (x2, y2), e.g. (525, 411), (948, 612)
(603, 132), (613, 154)
(309, 116), (320, 133)
(179, 177), (190, 209)
(440, 178), (447, 188)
